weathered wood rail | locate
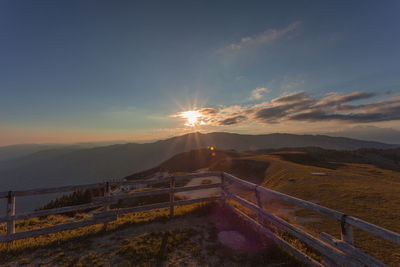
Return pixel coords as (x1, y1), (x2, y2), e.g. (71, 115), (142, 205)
(222, 173), (400, 267)
(1, 172), (399, 266)
(0, 172), (221, 242)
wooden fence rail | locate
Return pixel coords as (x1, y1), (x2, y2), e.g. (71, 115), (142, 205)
(223, 172), (400, 246)
(1, 171), (399, 267)
(0, 172), (221, 243)
(221, 172), (400, 266)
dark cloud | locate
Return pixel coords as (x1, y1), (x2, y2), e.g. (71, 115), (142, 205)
(331, 96), (400, 112)
(254, 91), (400, 124)
(314, 91), (375, 108)
(252, 94), (313, 122)
(253, 106), (287, 123)
(219, 115), (247, 125)
(173, 91), (400, 126)
(290, 104), (400, 123)
(271, 92), (309, 104)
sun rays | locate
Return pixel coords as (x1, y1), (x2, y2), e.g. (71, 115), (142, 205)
(178, 110), (205, 127)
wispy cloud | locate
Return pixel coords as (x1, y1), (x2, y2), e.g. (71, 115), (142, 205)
(314, 92), (376, 108)
(250, 87), (269, 100)
(172, 91), (400, 126)
(227, 21), (302, 51)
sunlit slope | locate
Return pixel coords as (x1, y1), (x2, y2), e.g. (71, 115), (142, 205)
(250, 153), (400, 229)
(125, 148), (400, 264)
(128, 148), (400, 233)
(212, 151), (400, 265)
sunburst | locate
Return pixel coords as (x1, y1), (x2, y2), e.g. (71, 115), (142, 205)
(180, 110), (202, 127)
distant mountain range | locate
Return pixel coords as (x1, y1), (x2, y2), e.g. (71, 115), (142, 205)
(1, 131), (398, 213)
(0, 132), (397, 191)
(0, 141), (128, 162)
(324, 125), (400, 144)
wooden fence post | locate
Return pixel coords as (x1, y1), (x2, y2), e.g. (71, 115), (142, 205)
(255, 186), (263, 224)
(169, 177), (175, 217)
(7, 191), (15, 235)
(341, 215), (354, 245)
(220, 172), (226, 205)
(102, 182), (111, 230)
(104, 182), (111, 211)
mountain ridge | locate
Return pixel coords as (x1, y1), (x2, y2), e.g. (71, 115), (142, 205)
(0, 131), (397, 189)
(0, 131), (398, 212)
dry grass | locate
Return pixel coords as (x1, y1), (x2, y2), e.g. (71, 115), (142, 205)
(2, 149), (399, 265)
(117, 229), (199, 266)
(201, 178), (213, 185)
(0, 203), (210, 264)
(229, 153), (400, 266)
(0, 202), (302, 266)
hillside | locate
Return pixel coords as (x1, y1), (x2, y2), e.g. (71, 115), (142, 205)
(2, 146), (399, 265)
(252, 147), (400, 172)
(126, 147), (400, 265)
(0, 132), (397, 212)
(1, 132), (396, 188)
(0, 203), (302, 266)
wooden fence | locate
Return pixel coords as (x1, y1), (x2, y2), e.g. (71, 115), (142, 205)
(222, 173), (400, 267)
(1, 172), (399, 266)
(0, 172), (221, 242)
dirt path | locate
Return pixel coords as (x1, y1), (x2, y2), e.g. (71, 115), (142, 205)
(176, 175), (221, 199)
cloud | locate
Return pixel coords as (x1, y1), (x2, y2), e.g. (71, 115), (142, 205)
(227, 21), (301, 51)
(172, 91), (400, 127)
(219, 115), (247, 125)
(271, 92), (310, 104)
(198, 108), (219, 115)
(314, 91), (375, 108)
(290, 106), (400, 123)
(251, 92), (313, 123)
(251, 87), (269, 100)
(253, 106), (287, 123)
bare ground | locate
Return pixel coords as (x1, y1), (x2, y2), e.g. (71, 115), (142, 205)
(3, 205), (303, 267)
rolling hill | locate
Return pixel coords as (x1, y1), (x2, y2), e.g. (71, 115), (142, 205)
(0, 132), (397, 190)
(0, 132), (398, 213)
(125, 147), (400, 265)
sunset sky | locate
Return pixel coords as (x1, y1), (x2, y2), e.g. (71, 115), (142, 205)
(1, 1), (400, 145)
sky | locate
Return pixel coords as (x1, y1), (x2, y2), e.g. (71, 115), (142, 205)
(1, 0), (400, 145)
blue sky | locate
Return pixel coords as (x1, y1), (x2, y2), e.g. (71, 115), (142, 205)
(1, 1), (400, 145)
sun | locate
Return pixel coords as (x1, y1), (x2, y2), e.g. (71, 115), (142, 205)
(180, 110), (202, 127)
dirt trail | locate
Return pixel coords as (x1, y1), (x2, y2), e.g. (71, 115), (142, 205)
(175, 175), (221, 199)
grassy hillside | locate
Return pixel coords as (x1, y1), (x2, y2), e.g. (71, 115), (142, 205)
(125, 148), (249, 180)
(254, 153), (400, 265)
(253, 147), (400, 171)
(128, 147), (400, 265)
(3, 146), (399, 265)
(0, 203), (302, 266)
